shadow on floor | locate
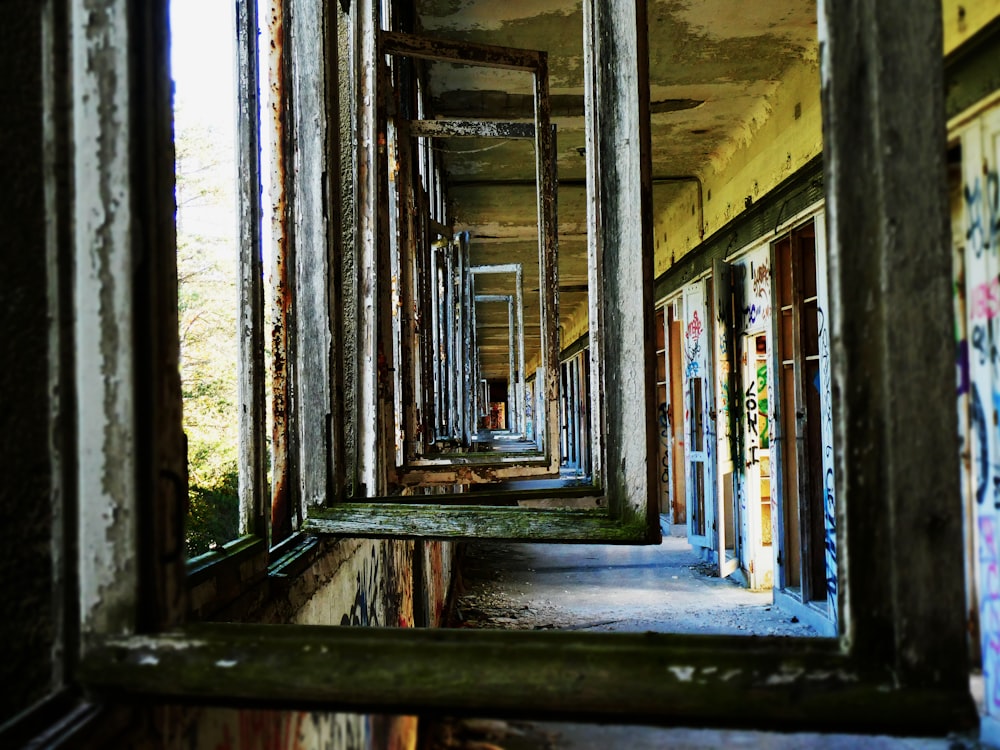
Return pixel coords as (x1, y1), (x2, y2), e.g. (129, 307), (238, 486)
(419, 535), (984, 749)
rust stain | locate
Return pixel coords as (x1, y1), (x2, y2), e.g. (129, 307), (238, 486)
(269, 0), (293, 543)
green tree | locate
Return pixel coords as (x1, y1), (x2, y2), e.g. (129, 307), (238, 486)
(175, 109), (240, 558)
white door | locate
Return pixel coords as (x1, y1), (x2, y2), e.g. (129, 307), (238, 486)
(743, 332), (774, 590)
(684, 283), (715, 549)
(965, 104), (1000, 720)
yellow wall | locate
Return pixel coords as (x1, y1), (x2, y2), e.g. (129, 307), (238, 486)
(652, 1), (1000, 285)
(943, 0), (1000, 55)
(652, 58), (823, 282)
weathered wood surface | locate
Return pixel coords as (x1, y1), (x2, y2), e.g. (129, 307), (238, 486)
(239, 0), (267, 539)
(80, 624), (976, 733)
(305, 503), (647, 542)
(380, 30), (542, 71)
(338, 485), (601, 506)
(409, 119), (535, 140)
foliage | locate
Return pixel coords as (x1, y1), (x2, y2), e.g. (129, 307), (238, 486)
(186, 471), (240, 558)
(175, 107), (241, 558)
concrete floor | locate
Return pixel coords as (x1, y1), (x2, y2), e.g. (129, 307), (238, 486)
(420, 533), (986, 750)
(449, 533), (817, 636)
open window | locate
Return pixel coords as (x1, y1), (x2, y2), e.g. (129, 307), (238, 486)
(57, 0), (977, 736)
(293, 12), (661, 543)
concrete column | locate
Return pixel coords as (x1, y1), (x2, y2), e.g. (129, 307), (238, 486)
(819, 0), (968, 689)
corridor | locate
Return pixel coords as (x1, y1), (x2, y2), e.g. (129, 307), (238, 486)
(420, 532), (981, 750)
(448, 530), (815, 636)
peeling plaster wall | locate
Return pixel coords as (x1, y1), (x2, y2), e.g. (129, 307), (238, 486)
(943, 0), (1000, 55)
(174, 538), (456, 750)
(653, 58), (823, 276)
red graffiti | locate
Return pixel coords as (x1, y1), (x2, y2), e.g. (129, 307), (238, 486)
(686, 310), (703, 342)
(751, 261), (771, 299)
(972, 278), (1000, 320)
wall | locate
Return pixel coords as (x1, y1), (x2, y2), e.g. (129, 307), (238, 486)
(943, 0), (1000, 55)
(652, 57), (823, 277)
(958, 101), (1000, 743)
(159, 539), (455, 750)
(702, 207), (836, 617)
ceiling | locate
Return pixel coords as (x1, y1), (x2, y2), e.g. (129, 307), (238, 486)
(409, 0), (819, 381)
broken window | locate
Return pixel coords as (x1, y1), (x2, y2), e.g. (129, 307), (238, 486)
(55, 0), (975, 737)
(174, 0), (271, 615)
(295, 14), (661, 543)
(172, 0), (243, 559)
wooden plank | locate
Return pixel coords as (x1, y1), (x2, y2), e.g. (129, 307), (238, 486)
(292, 0), (339, 517)
(73, 0), (140, 641)
(409, 119), (535, 140)
(306, 503), (648, 542)
(337, 485), (601, 506)
(135, 0), (188, 629)
(535, 64), (561, 477)
(582, 0), (604, 489)
(379, 30), (542, 72)
(79, 625), (976, 734)
(428, 218), (452, 238)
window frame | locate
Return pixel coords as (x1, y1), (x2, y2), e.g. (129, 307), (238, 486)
(366, 30), (563, 483)
(177, 0), (271, 615)
(68, 0), (976, 734)
(301, 17), (660, 541)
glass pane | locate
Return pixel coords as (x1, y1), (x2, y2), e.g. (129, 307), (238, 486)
(172, 0), (240, 557)
(690, 377), (704, 451)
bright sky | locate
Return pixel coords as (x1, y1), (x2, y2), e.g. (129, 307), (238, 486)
(170, 0), (240, 245)
(169, 0), (237, 139)
(169, 0), (272, 262)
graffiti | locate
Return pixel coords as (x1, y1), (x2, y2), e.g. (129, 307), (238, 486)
(657, 401), (671, 486)
(744, 384), (760, 467)
(719, 377), (731, 440)
(973, 278), (1000, 320)
(967, 178), (987, 258)
(743, 303), (768, 327)
(756, 363), (769, 448)
(824, 466), (837, 597)
(684, 309), (703, 379)
(972, 384), (992, 508)
(965, 172), (1000, 260)
(958, 339), (970, 397)
(342, 546), (383, 627)
(215, 712), (307, 750)
(686, 309), (703, 342)
(751, 260), (771, 299)
(972, 320), (1000, 371)
(981, 516), (1000, 711)
(327, 714), (368, 750)
(740, 257), (772, 329)
(968, 163), (1000, 720)
(817, 305), (838, 620)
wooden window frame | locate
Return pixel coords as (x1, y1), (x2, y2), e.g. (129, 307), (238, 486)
(174, 0), (270, 615)
(66, 0), (977, 735)
(371, 31), (561, 483)
(301, 14), (658, 541)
